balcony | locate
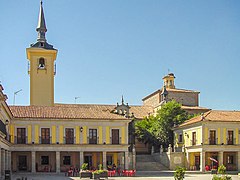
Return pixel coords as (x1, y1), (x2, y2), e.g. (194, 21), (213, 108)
(209, 138), (218, 145)
(39, 136), (52, 144)
(227, 138), (236, 145)
(15, 136), (28, 144)
(64, 137), (75, 144)
(87, 137), (99, 144)
(110, 137), (122, 144)
(191, 139), (197, 146)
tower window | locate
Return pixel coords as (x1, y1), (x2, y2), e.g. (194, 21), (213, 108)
(39, 58), (45, 69)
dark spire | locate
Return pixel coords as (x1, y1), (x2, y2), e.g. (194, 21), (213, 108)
(121, 95), (124, 105)
(36, 0), (47, 42)
(30, 0), (54, 49)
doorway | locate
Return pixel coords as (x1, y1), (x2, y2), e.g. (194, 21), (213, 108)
(84, 155), (93, 170)
(195, 156), (200, 170)
(18, 155), (27, 171)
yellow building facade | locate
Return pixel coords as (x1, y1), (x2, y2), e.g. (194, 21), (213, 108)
(174, 111), (240, 172)
(9, 104), (132, 172)
(0, 85), (12, 177)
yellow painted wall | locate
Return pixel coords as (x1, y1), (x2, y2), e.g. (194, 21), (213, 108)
(236, 128), (238, 144)
(121, 127), (125, 144)
(113, 153), (118, 165)
(183, 127), (202, 147)
(106, 126), (110, 144)
(223, 128), (226, 144)
(99, 126), (102, 144)
(218, 128), (221, 144)
(189, 153), (194, 166)
(26, 48), (57, 106)
(59, 125), (63, 144)
(35, 125), (39, 144)
(197, 128), (202, 144)
(28, 125), (32, 144)
(52, 125), (56, 144)
(205, 127), (208, 144)
(93, 153), (97, 168)
(76, 126), (80, 144)
(184, 132), (189, 146)
(189, 152), (200, 166)
(10, 124), (14, 143)
(83, 126), (87, 144)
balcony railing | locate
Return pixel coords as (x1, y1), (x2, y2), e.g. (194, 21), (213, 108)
(15, 136), (28, 144)
(209, 138), (218, 145)
(110, 137), (122, 144)
(64, 137), (75, 144)
(191, 139), (197, 146)
(227, 138), (236, 145)
(39, 136), (52, 144)
(87, 137), (99, 144)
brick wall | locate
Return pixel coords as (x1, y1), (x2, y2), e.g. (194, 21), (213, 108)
(168, 91), (199, 106)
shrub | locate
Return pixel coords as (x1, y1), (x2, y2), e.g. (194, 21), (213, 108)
(218, 164), (226, 175)
(98, 164), (103, 170)
(92, 169), (107, 175)
(174, 166), (186, 180)
(212, 175), (232, 180)
(81, 163), (88, 171)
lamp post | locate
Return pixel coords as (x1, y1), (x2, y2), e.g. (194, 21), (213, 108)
(13, 89), (22, 105)
(74, 97), (80, 104)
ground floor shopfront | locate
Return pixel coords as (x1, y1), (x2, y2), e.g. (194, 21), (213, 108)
(11, 145), (132, 173)
(186, 146), (240, 172)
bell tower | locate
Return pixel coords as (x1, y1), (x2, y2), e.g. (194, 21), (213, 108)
(163, 73), (175, 89)
(26, 1), (58, 106)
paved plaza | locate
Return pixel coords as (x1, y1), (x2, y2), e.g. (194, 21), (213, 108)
(11, 171), (240, 180)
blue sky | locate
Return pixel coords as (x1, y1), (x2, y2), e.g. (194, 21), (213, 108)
(0, 1), (240, 110)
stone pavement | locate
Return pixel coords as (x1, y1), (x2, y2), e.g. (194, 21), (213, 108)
(11, 171), (240, 180)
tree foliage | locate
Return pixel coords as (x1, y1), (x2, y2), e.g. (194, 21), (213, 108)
(135, 100), (193, 146)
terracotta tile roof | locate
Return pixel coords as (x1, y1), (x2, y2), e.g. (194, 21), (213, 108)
(181, 105), (210, 110)
(142, 88), (199, 101)
(178, 110), (240, 127)
(9, 104), (153, 120)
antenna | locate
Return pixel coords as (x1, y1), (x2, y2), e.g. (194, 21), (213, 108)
(13, 89), (22, 105)
(74, 97), (80, 104)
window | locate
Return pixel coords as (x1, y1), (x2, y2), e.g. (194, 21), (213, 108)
(41, 128), (50, 144)
(192, 132), (196, 145)
(41, 156), (49, 165)
(112, 129), (120, 144)
(38, 58), (45, 69)
(63, 156), (71, 165)
(227, 131), (234, 145)
(209, 130), (216, 145)
(178, 134), (183, 143)
(89, 129), (97, 144)
(227, 155), (234, 164)
(17, 128), (26, 144)
(65, 128), (74, 144)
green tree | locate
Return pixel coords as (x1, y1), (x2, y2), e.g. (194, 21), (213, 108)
(135, 115), (158, 145)
(135, 100), (192, 147)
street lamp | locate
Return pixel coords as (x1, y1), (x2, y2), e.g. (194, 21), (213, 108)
(13, 89), (22, 105)
(74, 97), (80, 104)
